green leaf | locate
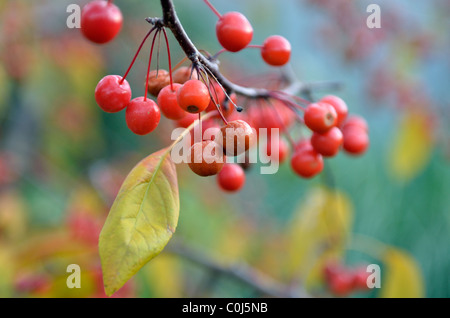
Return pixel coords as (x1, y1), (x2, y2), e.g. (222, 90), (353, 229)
(99, 148), (179, 296)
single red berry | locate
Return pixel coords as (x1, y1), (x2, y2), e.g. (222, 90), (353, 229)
(290, 141), (323, 178)
(352, 267), (370, 290)
(177, 79), (211, 113)
(342, 115), (369, 132)
(311, 127), (344, 157)
(157, 84), (187, 120)
(125, 97), (161, 135)
(261, 35), (291, 66)
(304, 102), (337, 133)
(217, 163), (245, 192)
(216, 12), (253, 52)
(220, 120), (256, 156)
(320, 95), (348, 127)
(266, 138), (289, 163)
(342, 126), (369, 155)
(188, 140), (224, 177)
(95, 75), (131, 113)
(81, 0), (122, 44)
(328, 271), (355, 297)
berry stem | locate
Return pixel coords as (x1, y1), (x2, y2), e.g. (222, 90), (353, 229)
(246, 44), (263, 49)
(144, 30), (160, 101)
(172, 56), (189, 71)
(120, 27), (156, 84)
(162, 28), (174, 90)
(203, 0), (222, 18)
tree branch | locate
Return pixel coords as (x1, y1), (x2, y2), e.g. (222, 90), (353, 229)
(147, 0), (341, 100)
(166, 241), (310, 298)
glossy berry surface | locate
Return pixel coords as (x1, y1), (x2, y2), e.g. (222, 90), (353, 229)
(177, 79), (211, 113)
(320, 95), (348, 127)
(261, 35), (291, 66)
(95, 75), (131, 113)
(304, 102), (337, 133)
(342, 126), (369, 155)
(220, 120), (255, 156)
(216, 12), (253, 52)
(125, 97), (161, 135)
(81, 1), (122, 44)
(217, 163), (246, 192)
(290, 141), (323, 178)
(157, 84), (186, 120)
(311, 126), (344, 157)
(188, 140), (224, 177)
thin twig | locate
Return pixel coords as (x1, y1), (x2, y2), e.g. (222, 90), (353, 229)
(166, 241), (310, 298)
(146, 0), (341, 100)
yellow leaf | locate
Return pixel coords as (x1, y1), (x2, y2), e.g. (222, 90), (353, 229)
(99, 148), (179, 296)
(381, 249), (425, 298)
(389, 111), (433, 182)
(0, 245), (14, 297)
(285, 187), (353, 288)
(0, 189), (27, 242)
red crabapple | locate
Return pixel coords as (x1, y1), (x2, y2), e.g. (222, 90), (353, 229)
(290, 141), (324, 178)
(261, 35), (291, 66)
(217, 163), (246, 192)
(157, 84), (187, 120)
(220, 120), (256, 156)
(95, 75), (131, 113)
(188, 140), (224, 177)
(216, 12), (253, 52)
(177, 79), (211, 113)
(81, 0), (122, 44)
(304, 102), (337, 133)
(311, 126), (344, 157)
(342, 126), (369, 155)
(320, 95), (348, 127)
(125, 97), (161, 135)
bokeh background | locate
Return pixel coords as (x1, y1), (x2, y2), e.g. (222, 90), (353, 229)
(0, 0), (449, 298)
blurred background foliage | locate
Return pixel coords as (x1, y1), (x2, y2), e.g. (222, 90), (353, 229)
(0, 0), (448, 298)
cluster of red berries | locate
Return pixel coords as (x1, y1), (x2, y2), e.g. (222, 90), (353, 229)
(323, 261), (371, 297)
(84, 0), (370, 194)
(291, 96), (369, 178)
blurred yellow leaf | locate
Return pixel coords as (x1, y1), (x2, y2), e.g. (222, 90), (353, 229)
(142, 254), (183, 297)
(99, 148), (179, 296)
(0, 190), (27, 241)
(0, 245), (14, 297)
(381, 249), (425, 298)
(285, 187), (353, 288)
(389, 111), (433, 182)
